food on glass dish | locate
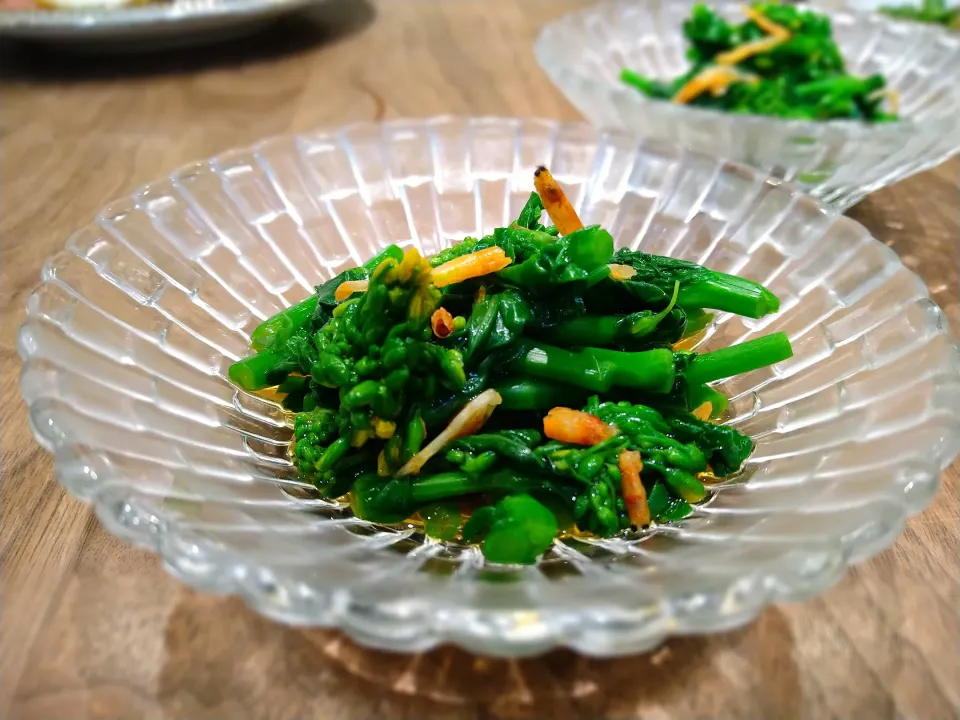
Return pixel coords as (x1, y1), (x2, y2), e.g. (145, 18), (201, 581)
(620, 2), (899, 121)
(1, 0), (157, 9)
(229, 168), (793, 565)
(880, 0), (958, 27)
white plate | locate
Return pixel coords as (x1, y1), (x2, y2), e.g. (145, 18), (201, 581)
(0, 0), (330, 47)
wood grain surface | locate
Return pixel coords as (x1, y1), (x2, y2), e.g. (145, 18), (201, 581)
(1, 1), (958, 718)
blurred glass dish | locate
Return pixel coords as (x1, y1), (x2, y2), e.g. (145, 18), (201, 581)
(877, 0), (959, 28)
(535, 1), (960, 210)
(18, 117), (960, 657)
(30, 0), (159, 10)
(0, 0), (327, 47)
(831, 0), (957, 18)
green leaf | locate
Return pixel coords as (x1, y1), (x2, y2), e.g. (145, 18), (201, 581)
(465, 289), (533, 362)
(515, 192), (546, 230)
(497, 226), (614, 290)
(477, 494), (558, 565)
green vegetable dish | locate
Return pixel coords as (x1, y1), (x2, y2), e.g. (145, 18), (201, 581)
(881, 0), (958, 28)
(621, 2), (899, 121)
(229, 167), (793, 565)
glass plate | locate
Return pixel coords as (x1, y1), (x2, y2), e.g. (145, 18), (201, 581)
(18, 116), (960, 656)
(0, 0), (325, 46)
(535, 1), (960, 210)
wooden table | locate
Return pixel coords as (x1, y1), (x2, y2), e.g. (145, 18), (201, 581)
(1, 1), (958, 718)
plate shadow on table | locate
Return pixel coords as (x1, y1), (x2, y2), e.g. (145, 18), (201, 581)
(155, 590), (803, 719)
(0, 0), (374, 83)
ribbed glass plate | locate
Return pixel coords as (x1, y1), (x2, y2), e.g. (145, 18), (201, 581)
(535, 1), (960, 210)
(18, 117), (960, 657)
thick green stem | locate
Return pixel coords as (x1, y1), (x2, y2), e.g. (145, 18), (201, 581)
(511, 343), (676, 394)
(408, 471), (539, 505)
(620, 68), (669, 97)
(250, 295), (318, 351)
(351, 471), (543, 523)
(538, 316), (622, 347)
(678, 275), (780, 319)
(794, 76), (882, 100)
(685, 332), (793, 386)
(494, 378), (584, 411)
(228, 349), (288, 392)
(544, 281), (680, 347)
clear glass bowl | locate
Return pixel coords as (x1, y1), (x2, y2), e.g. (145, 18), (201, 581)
(18, 116), (960, 657)
(534, 1), (960, 211)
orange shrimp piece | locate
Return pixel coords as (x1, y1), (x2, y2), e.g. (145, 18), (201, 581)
(673, 65), (745, 104)
(714, 37), (785, 67)
(619, 450), (650, 528)
(431, 307), (455, 339)
(334, 279), (370, 302)
(691, 401), (713, 421)
(431, 247), (512, 288)
(744, 5), (791, 39)
(714, 7), (790, 67)
(543, 407), (615, 446)
(533, 166), (585, 236)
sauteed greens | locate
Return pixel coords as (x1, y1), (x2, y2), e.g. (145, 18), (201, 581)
(230, 167), (792, 564)
(621, 2), (899, 122)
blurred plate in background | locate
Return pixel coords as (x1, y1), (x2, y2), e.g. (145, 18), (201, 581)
(0, 0), (331, 49)
(831, 0), (956, 10)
